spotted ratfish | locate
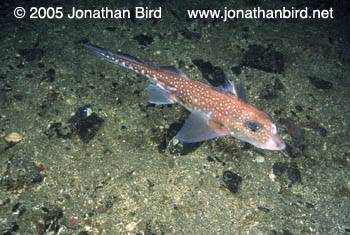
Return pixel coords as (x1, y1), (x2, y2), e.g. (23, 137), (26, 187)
(81, 43), (285, 150)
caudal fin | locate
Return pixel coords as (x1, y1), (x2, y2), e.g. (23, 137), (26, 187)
(80, 43), (145, 66)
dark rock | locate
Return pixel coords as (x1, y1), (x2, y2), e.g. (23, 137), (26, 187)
(78, 231), (89, 235)
(295, 105), (303, 112)
(257, 206), (270, 213)
(207, 156), (215, 162)
(192, 59), (226, 87)
(308, 76), (333, 89)
(273, 78), (284, 90)
(42, 208), (64, 233)
(68, 104), (93, 124)
(45, 122), (73, 139)
(44, 125), (55, 138)
(12, 202), (26, 216)
(157, 136), (167, 154)
(12, 202), (21, 212)
(287, 163), (302, 186)
(273, 162), (302, 187)
(306, 202), (314, 209)
(147, 179), (155, 187)
(56, 125), (74, 139)
(272, 162), (287, 176)
(242, 44), (284, 74)
(46, 68), (55, 76)
(11, 221), (19, 232)
(2, 83), (12, 92)
(241, 142), (252, 150)
(18, 48), (44, 62)
(222, 170), (242, 193)
(260, 85), (278, 100)
(45, 68), (56, 83)
(180, 29), (201, 40)
(68, 105), (104, 144)
(76, 113), (104, 143)
(18, 207), (26, 216)
(105, 26), (116, 31)
(231, 65), (241, 76)
(41, 207), (50, 213)
(282, 229), (292, 235)
(133, 34), (153, 46)
(17, 63), (24, 69)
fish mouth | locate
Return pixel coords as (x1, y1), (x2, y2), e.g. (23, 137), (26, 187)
(261, 134), (286, 151)
(233, 133), (285, 151)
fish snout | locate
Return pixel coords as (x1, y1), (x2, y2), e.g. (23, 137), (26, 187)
(263, 134), (286, 150)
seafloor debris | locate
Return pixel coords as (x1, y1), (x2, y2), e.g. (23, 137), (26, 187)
(64, 218), (79, 230)
(18, 48), (44, 62)
(45, 122), (73, 139)
(0, 155), (43, 190)
(4, 132), (23, 143)
(222, 170), (242, 193)
(133, 34), (153, 46)
(286, 120), (303, 146)
(272, 162), (302, 187)
(44, 104), (104, 144)
(68, 105), (104, 144)
(308, 76), (333, 90)
(242, 44), (284, 74)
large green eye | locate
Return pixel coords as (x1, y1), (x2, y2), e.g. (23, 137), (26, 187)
(245, 121), (261, 132)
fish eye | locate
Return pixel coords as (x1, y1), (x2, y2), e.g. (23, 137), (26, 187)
(245, 121), (261, 132)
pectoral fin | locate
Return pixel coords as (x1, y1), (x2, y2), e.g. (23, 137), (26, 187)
(176, 111), (227, 143)
(148, 84), (175, 104)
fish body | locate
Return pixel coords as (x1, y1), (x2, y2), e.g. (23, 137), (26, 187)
(81, 43), (285, 150)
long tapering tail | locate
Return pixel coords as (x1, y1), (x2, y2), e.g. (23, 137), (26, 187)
(80, 42), (145, 67)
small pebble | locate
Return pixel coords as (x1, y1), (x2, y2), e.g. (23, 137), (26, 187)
(255, 156), (265, 163)
(269, 173), (276, 182)
(125, 220), (141, 232)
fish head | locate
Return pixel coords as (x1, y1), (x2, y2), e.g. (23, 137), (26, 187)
(228, 102), (285, 150)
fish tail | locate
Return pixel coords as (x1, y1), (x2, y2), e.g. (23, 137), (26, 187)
(80, 43), (145, 68)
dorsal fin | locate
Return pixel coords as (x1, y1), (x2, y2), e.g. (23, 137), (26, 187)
(216, 78), (247, 102)
(158, 66), (187, 78)
(233, 82), (247, 102)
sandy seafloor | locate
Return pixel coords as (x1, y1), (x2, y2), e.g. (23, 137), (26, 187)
(0, 0), (350, 234)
